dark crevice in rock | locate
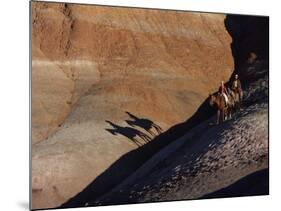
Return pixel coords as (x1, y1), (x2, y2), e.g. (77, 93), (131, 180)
(224, 15), (269, 83)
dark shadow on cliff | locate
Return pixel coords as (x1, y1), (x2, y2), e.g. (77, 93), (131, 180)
(224, 15), (269, 85)
(60, 98), (216, 209)
(224, 14), (269, 111)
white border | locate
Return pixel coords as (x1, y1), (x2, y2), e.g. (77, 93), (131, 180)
(0, 0), (280, 211)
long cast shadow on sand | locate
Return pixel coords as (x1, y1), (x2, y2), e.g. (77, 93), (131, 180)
(125, 112), (163, 136)
(104, 112), (163, 147)
(105, 120), (152, 147)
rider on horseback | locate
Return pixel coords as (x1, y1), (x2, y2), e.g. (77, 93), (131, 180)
(219, 81), (229, 106)
(231, 74), (243, 101)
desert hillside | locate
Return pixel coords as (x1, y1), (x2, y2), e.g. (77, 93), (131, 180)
(31, 2), (268, 210)
(87, 58), (268, 206)
(60, 14), (269, 207)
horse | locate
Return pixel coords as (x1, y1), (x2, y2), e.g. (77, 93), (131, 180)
(231, 88), (243, 111)
(209, 93), (229, 125)
(226, 87), (238, 118)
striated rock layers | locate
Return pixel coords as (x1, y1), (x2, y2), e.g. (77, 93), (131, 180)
(31, 2), (234, 209)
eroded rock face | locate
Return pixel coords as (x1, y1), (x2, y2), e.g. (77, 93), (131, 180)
(31, 2), (234, 209)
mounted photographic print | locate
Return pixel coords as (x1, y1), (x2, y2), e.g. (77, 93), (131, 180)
(30, 1), (269, 210)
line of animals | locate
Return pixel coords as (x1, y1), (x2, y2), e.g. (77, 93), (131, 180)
(209, 74), (243, 124)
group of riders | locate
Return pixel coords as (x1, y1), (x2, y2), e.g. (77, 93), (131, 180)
(210, 74), (244, 124)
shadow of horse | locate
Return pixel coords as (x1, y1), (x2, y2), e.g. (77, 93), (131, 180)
(125, 112), (163, 137)
(105, 120), (151, 146)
